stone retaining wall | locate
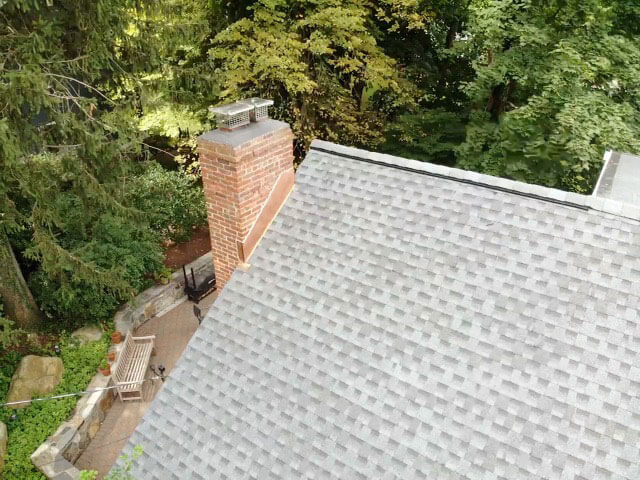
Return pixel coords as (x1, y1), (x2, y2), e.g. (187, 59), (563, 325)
(115, 252), (213, 335)
(31, 374), (113, 479)
(30, 252), (213, 479)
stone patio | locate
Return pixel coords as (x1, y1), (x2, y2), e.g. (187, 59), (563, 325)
(74, 293), (217, 478)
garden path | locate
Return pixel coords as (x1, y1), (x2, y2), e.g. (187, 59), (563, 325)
(74, 292), (217, 478)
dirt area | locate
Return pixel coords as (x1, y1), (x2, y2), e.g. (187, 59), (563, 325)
(163, 225), (211, 270)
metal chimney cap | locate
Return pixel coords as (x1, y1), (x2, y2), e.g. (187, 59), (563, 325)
(239, 98), (274, 108)
(239, 97), (274, 122)
(209, 101), (254, 130)
(208, 98), (275, 130)
(208, 102), (253, 116)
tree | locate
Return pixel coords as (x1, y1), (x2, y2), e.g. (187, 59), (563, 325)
(132, 0), (217, 167)
(0, 234), (42, 329)
(457, 0), (640, 192)
(0, 0), (157, 327)
(381, 109), (468, 165)
(208, 0), (429, 154)
(378, 0), (474, 164)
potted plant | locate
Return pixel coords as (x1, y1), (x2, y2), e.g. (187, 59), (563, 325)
(156, 266), (173, 285)
(108, 351), (116, 362)
(98, 358), (111, 376)
(111, 331), (123, 344)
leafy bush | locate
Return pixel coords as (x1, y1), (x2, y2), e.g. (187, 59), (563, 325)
(0, 351), (22, 413)
(0, 303), (22, 349)
(127, 162), (207, 243)
(30, 214), (164, 330)
(381, 109), (468, 166)
(0, 335), (109, 480)
(30, 273), (122, 331)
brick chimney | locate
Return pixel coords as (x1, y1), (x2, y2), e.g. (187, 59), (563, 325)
(197, 110), (294, 288)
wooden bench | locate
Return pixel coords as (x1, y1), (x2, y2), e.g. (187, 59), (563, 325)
(112, 334), (155, 401)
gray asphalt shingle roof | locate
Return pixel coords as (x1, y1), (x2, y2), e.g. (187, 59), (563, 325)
(121, 141), (640, 479)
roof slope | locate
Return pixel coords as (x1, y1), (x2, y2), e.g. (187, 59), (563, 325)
(122, 141), (640, 480)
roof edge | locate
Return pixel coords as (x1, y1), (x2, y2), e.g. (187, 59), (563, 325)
(309, 140), (640, 222)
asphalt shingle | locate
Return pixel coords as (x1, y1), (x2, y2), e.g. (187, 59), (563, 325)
(120, 141), (640, 479)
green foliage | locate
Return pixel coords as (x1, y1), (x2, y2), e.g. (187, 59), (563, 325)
(209, 0), (428, 151)
(132, 0), (216, 169)
(138, 104), (205, 141)
(457, 0), (640, 192)
(79, 445), (142, 479)
(1, 335), (110, 480)
(1, 0), (218, 330)
(127, 163), (207, 243)
(137, 104), (209, 166)
(0, 302), (23, 349)
(107, 445), (143, 480)
(0, 352), (22, 413)
(380, 109), (468, 165)
(0, 0), (166, 330)
(29, 214), (164, 328)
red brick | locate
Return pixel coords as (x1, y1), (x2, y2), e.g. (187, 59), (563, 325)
(198, 123), (294, 287)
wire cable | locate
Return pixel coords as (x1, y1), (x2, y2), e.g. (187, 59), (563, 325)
(0, 376), (164, 408)
(3, 378), (166, 475)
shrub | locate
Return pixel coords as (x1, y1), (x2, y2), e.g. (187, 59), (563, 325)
(0, 303), (22, 349)
(30, 214), (164, 329)
(0, 351), (22, 414)
(30, 273), (122, 331)
(0, 335), (109, 479)
(127, 162), (207, 243)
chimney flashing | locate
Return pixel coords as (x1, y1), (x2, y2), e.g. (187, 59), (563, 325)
(198, 118), (289, 149)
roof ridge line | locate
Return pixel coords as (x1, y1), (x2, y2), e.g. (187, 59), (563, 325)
(309, 141), (590, 211)
(309, 140), (640, 222)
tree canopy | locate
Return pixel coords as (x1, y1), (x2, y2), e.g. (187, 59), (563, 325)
(0, 0), (204, 328)
(1, 0), (639, 329)
(457, 0), (640, 191)
(210, 0), (428, 152)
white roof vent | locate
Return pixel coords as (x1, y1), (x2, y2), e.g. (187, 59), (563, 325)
(594, 151), (640, 205)
(209, 98), (274, 131)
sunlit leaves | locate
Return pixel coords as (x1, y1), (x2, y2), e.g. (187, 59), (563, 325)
(458, 0), (640, 192)
(209, 0), (420, 150)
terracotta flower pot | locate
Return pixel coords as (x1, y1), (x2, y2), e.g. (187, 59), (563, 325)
(99, 364), (111, 376)
(111, 331), (123, 344)
(107, 351), (116, 362)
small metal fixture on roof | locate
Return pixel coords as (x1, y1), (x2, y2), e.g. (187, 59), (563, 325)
(209, 102), (253, 130)
(209, 98), (274, 131)
(239, 97), (274, 122)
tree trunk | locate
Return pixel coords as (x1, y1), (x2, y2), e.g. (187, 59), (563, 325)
(446, 20), (459, 49)
(487, 79), (516, 121)
(0, 232), (42, 329)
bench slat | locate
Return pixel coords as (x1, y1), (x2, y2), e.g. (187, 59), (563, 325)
(121, 345), (150, 385)
(112, 335), (132, 383)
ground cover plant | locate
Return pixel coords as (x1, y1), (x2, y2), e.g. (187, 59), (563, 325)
(0, 335), (109, 479)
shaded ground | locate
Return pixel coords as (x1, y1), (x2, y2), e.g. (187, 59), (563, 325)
(163, 225), (211, 270)
(74, 292), (217, 478)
